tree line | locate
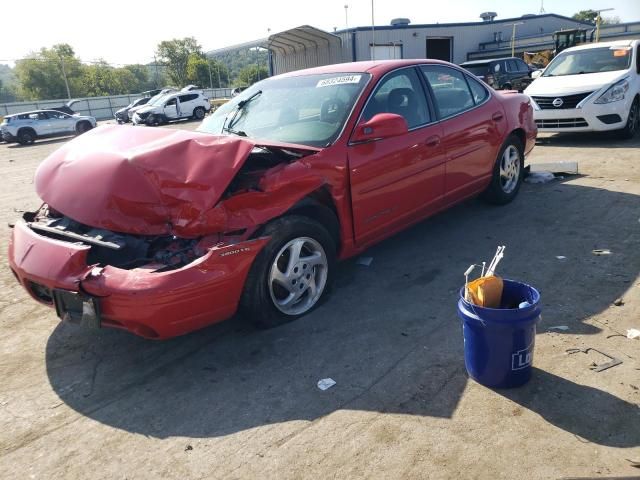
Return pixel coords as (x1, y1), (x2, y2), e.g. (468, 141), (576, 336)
(0, 37), (269, 103)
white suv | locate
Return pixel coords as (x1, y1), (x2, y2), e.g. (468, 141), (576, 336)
(1, 110), (97, 145)
(525, 40), (640, 138)
(132, 91), (211, 126)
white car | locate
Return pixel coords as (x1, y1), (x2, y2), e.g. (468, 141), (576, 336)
(1, 110), (96, 145)
(525, 40), (639, 138)
(127, 88), (177, 121)
(132, 91), (211, 126)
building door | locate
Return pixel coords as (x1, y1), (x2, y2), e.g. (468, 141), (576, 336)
(426, 38), (452, 62)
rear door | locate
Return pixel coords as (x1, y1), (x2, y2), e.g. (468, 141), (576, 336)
(420, 65), (504, 204)
(46, 111), (75, 134)
(348, 66), (446, 245)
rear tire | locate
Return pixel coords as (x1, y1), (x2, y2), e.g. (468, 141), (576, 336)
(481, 134), (524, 205)
(76, 121), (92, 135)
(17, 129), (36, 145)
(617, 97), (639, 140)
(240, 215), (336, 329)
(193, 107), (205, 120)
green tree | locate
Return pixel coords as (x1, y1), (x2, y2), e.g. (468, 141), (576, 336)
(156, 37), (202, 87)
(186, 55), (229, 88)
(572, 10), (620, 24)
(237, 65), (269, 87)
(14, 44), (84, 100)
(123, 64), (152, 92)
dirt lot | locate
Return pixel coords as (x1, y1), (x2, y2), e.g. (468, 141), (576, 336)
(0, 121), (639, 479)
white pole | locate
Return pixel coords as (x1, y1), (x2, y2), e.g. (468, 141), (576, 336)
(371, 0), (376, 60)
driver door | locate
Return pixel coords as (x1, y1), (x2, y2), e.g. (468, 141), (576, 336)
(348, 67), (446, 246)
(164, 97), (179, 119)
(47, 111), (74, 134)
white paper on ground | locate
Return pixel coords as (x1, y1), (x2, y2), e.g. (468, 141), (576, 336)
(317, 378), (337, 390)
(525, 171), (555, 184)
(627, 329), (640, 340)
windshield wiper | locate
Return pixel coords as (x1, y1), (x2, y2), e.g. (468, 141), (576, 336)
(223, 90), (262, 135)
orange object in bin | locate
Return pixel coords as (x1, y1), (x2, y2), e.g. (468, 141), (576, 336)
(466, 276), (504, 308)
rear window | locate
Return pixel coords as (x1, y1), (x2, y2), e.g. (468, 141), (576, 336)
(461, 64), (490, 76)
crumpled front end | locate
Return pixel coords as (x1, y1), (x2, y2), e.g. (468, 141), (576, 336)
(8, 206), (269, 339)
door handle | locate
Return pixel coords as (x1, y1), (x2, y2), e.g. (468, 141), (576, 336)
(492, 112), (504, 122)
(425, 135), (440, 147)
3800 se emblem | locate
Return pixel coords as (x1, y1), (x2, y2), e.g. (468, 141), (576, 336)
(219, 247), (251, 257)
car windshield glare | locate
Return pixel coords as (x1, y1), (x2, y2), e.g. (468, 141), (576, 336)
(543, 47), (632, 77)
(197, 72), (371, 147)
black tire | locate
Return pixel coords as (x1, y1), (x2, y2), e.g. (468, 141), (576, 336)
(502, 83), (512, 90)
(481, 134), (525, 205)
(17, 129), (36, 145)
(240, 215), (336, 329)
(76, 121), (92, 135)
(193, 107), (205, 120)
(617, 96), (639, 140)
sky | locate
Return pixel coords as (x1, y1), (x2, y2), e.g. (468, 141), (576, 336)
(1, 0), (638, 66)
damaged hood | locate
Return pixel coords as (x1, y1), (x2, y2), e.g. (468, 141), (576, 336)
(35, 125), (259, 237)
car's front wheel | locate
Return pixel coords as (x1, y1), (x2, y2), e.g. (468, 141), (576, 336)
(17, 129), (36, 145)
(240, 215), (336, 328)
(481, 134), (524, 205)
(618, 96), (639, 140)
(76, 121), (92, 134)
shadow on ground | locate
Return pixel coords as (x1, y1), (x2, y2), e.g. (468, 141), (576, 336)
(536, 132), (640, 149)
(45, 178), (640, 445)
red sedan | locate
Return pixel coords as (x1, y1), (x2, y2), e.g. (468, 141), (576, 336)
(8, 60), (536, 339)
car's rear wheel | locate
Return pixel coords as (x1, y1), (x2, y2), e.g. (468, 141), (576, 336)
(17, 129), (36, 145)
(618, 96), (639, 140)
(481, 134), (524, 205)
(193, 107), (205, 120)
(76, 121), (92, 135)
(240, 215), (336, 328)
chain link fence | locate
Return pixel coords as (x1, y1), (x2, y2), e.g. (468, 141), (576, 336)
(0, 88), (233, 120)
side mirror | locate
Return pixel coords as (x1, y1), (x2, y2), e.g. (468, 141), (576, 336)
(351, 113), (408, 143)
(531, 70), (543, 79)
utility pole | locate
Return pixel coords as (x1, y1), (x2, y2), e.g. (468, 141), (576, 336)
(510, 22), (524, 57)
(371, 0), (376, 60)
(153, 55), (160, 88)
(59, 56), (71, 99)
(207, 59), (213, 89)
(594, 8), (614, 42)
(344, 4), (349, 28)
(216, 62), (222, 88)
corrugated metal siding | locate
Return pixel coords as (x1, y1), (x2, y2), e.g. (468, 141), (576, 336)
(270, 39), (350, 75)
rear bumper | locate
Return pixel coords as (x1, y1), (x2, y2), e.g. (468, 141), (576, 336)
(8, 220), (268, 339)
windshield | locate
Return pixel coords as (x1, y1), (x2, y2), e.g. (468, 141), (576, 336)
(197, 72), (371, 147)
(543, 46), (632, 77)
(462, 64), (490, 76)
(148, 93), (169, 106)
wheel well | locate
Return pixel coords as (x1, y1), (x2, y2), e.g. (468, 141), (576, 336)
(510, 128), (526, 149)
(286, 189), (341, 252)
(17, 127), (36, 136)
(76, 120), (91, 130)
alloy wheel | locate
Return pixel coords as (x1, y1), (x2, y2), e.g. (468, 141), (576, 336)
(268, 237), (328, 315)
(500, 145), (521, 194)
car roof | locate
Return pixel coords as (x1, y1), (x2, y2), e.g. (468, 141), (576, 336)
(563, 39), (637, 53)
(460, 57), (520, 66)
(277, 59), (458, 78)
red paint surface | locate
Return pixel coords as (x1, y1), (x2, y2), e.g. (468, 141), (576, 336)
(9, 60), (536, 339)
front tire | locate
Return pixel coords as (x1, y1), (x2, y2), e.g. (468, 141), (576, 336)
(76, 121), (92, 134)
(17, 129), (36, 145)
(618, 97), (639, 140)
(481, 134), (524, 205)
(240, 215), (336, 329)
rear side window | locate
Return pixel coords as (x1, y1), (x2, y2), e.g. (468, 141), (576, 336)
(361, 68), (431, 128)
(179, 94), (198, 102)
(421, 65), (474, 119)
(516, 59), (529, 72)
(467, 75), (489, 104)
(506, 60), (518, 72)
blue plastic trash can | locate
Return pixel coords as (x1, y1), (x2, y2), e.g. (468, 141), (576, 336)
(457, 279), (541, 388)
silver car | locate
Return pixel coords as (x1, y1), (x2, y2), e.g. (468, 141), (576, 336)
(1, 110), (97, 145)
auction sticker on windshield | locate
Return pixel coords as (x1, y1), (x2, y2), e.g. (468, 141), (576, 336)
(317, 75), (362, 88)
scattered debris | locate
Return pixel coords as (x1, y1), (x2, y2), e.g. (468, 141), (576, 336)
(566, 347), (623, 372)
(317, 378), (336, 391)
(529, 161), (578, 175)
(524, 171), (555, 184)
(627, 329), (640, 340)
(549, 325), (569, 331)
(556, 256), (566, 260)
(613, 298), (625, 307)
(185, 445), (193, 452)
(592, 249), (611, 256)
(356, 256), (373, 266)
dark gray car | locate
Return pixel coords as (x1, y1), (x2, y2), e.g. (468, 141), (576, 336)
(459, 57), (533, 91)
